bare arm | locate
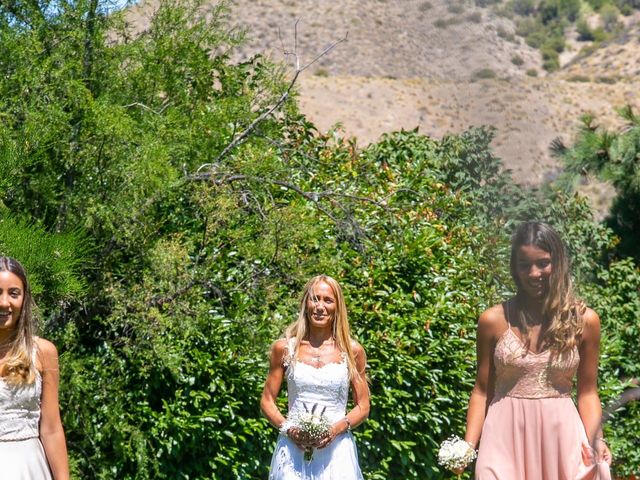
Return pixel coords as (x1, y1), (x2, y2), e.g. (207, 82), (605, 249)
(37, 338), (69, 480)
(464, 308), (500, 449)
(317, 341), (369, 449)
(450, 307), (502, 474)
(577, 308), (611, 464)
(260, 339), (288, 429)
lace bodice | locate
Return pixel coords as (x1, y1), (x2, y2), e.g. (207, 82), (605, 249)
(284, 339), (350, 423)
(494, 328), (579, 399)
(0, 373), (42, 441)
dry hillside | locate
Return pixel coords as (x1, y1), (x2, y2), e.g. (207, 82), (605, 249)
(129, 0), (639, 210)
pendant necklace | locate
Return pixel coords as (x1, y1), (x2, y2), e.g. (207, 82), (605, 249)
(310, 344), (321, 363)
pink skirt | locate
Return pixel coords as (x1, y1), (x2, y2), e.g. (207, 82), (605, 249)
(476, 396), (611, 480)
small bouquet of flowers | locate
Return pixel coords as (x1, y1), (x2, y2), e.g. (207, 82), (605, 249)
(284, 403), (331, 461)
(437, 435), (477, 472)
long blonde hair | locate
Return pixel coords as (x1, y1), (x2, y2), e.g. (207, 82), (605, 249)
(0, 257), (38, 385)
(285, 275), (361, 382)
(509, 222), (584, 354)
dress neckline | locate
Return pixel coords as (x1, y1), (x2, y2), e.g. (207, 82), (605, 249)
(294, 356), (347, 371)
(499, 328), (550, 356)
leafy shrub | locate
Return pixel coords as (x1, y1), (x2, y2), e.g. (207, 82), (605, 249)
(567, 74), (591, 82)
(512, 0), (536, 15)
(466, 11), (483, 23)
(511, 54), (525, 66)
(600, 4), (621, 31)
(471, 68), (498, 80)
(576, 18), (595, 41)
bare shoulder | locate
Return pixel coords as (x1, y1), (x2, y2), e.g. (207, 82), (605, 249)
(350, 339), (366, 358)
(478, 304), (508, 332)
(35, 337), (59, 371)
(581, 307), (601, 336)
(35, 337), (59, 359)
(271, 338), (288, 357)
(582, 307), (600, 326)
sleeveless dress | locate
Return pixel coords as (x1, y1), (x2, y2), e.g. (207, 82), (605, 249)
(475, 324), (611, 480)
(269, 339), (364, 480)
(0, 363), (52, 479)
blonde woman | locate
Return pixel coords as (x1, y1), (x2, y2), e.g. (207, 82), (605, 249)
(0, 257), (69, 479)
(261, 275), (369, 479)
(456, 222), (612, 479)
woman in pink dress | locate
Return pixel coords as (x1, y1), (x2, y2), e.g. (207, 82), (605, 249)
(456, 222), (612, 479)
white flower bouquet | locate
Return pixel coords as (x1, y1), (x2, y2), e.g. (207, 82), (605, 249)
(284, 403), (331, 461)
(437, 435), (477, 471)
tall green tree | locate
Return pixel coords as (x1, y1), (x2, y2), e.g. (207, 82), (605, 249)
(553, 106), (640, 261)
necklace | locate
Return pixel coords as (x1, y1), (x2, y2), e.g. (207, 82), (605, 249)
(307, 339), (334, 363)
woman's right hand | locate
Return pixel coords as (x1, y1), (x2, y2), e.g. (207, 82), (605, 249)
(451, 466), (466, 475)
(286, 427), (311, 450)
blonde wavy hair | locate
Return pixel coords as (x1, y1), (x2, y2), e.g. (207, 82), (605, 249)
(509, 222), (584, 355)
(0, 256), (38, 385)
(285, 275), (361, 382)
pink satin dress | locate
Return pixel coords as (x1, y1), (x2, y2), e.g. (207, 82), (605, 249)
(475, 326), (611, 480)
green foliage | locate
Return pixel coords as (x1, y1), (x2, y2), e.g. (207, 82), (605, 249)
(512, 0), (536, 15)
(539, 0), (581, 23)
(555, 107), (640, 262)
(600, 3), (621, 31)
(471, 68), (498, 80)
(2, 0), (640, 479)
(576, 18), (596, 40)
(511, 54), (525, 65)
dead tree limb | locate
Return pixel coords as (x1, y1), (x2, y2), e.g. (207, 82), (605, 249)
(196, 21), (347, 173)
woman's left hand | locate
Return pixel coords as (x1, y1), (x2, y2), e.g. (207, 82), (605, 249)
(596, 439), (612, 466)
(315, 423), (343, 449)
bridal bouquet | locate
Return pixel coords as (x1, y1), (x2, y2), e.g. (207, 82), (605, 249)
(286, 403), (331, 461)
(437, 435), (477, 471)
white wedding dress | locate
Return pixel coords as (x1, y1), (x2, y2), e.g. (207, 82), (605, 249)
(0, 370), (53, 479)
(269, 339), (364, 480)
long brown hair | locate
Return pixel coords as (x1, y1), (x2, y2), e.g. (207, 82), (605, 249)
(0, 256), (38, 384)
(509, 222), (584, 354)
(285, 275), (361, 382)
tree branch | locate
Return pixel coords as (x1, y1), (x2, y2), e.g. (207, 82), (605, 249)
(195, 23), (347, 173)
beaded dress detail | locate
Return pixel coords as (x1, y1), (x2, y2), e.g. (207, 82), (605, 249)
(269, 339), (363, 480)
(0, 345), (53, 479)
(0, 373), (42, 441)
(475, 312), (611, 480)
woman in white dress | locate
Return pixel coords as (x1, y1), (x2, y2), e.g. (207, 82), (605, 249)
(0, 257), (69, 479)
(261, 275), (369, 479)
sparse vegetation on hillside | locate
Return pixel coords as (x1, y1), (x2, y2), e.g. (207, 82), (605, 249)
(476, 0), (640, 71)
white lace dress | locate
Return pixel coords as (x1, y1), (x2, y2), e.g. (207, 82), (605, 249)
(269, 339), (364, 480)
(0, 372), (52, 480)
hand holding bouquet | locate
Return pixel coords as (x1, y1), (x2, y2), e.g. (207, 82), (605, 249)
(282, 403), (331, 461)
(438, 435), (477, 472)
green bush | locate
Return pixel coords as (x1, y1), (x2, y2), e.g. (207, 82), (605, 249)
(511, 54), (525, 65)
(576, 18), (595, 41)
(600, 4), (621, 31)
(471, 68), (498, 80)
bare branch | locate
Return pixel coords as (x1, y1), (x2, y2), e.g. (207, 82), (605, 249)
(299, 32), (348, 72)
(195, 21), (347, 172)
(123, 100), (172, 115)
